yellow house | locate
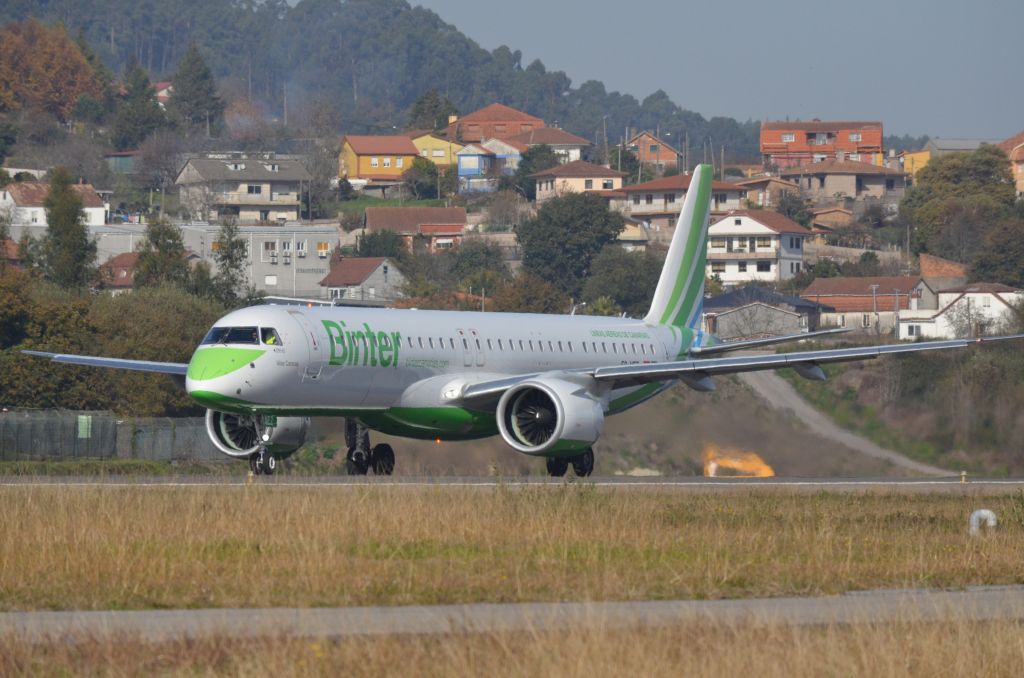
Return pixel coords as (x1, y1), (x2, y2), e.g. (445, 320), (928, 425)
(901, 150), (930, 178)
(339, 135), (420, 184)
(408, 131), (464, 166)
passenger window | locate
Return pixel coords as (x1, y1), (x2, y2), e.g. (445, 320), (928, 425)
(519, 340), (525, 351)
(487, 339), (493, 350)
(548, 341), (553, 352)
(418, 337), (424, 348)
(498, 339), (504, 350)
(462, 338), (469, 349)
(261, 328), (282, 346)
(632, 344), (637, 354)
(650, 344), (656, 355)
(538, 341), (544, 352)
(428, 338), (434, 348)
(557, 341), (563, 352)
(529, 340), (534, 351)
(582, 342), (588, 353)
(602, 342), (607, 353)
(449, 338), (456, 349)
(475, 339), (482, 351)
(407, 337), (414, 348)
(612, 343), (618, 354)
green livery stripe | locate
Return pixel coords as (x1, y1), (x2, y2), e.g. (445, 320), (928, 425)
(186, 348), (266, 381)
(609, 382), (667, 413)
(660, 169), (712, 326)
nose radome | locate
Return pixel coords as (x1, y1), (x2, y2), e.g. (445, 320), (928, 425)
(186, 347), (267, 382)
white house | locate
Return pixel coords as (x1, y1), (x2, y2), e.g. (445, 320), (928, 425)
(0, 181), (107, 226)
(318, 256), (405, 303)
(898, 283), (1023, 340)
(616, 174), (748, 232)
(706, 210), (809, 285)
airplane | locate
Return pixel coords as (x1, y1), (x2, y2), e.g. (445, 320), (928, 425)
(25, 164), (1022, 477)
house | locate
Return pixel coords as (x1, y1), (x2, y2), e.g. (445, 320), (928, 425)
(0, 181), (107, 226)
(801, 275), (920, 334)
(899, 138), (1003, 178)
(98, 251), (139, 294)
(319, 256), (405, 303)
(625, 131), (680, 171)
(175, 156), (311, 223)
(338, 135), (419, 191)
(779, 158), (908, 212)
(456, 138), (525, 193)
(616, 174), (748, 232)
(998, 130), (1024, 197)
(733, 176), (801, 208)
(153, 81), (173, 108)
(760, 121), (883, 168)
(706, 211), (810, 285)
(616, 220), (649, 252)
(505, 127), (592, 163)
(443, 103), (544, 144)
(408, 130), (464, 166)
(810, 207), (854, 230)
(703, 287), (834, 339)
(898, 283), (1023, 340)
(363, 206), (467, 253)
(530, 160), (626, 203)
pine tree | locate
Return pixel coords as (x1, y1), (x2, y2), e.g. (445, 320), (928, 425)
(167, 44), (224, 137)
(212, 220), (249, 307)
(134, 218), (189, 288)
(41, 167), (96, 289)
(111, 60), (167, 150)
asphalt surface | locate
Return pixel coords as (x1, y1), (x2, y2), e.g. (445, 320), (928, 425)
(1, 475), (1022, 493)
(5, 586), (1024, 642)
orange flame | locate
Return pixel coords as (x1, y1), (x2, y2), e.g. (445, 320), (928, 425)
(702, 444), (775, 478)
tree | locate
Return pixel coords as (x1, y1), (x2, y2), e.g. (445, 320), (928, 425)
(969, 217), (1024, 288)
(137, 129), (187, 193)
(506, 144), (560, 201)
(404, 156), (441, 199)
(608, 147), (654, 185)
(212, 220), (249, 307)
(407, 89), (457, 130)
(518, 192), (625, 296)
(582, 246), (664, 317)
(357, 230), (406, 258)
(492, 272), (568, 314)
(39, 167), (95, 288)
(447, 239), (510, 293)
(112, 60), (167, 150)
(777, 191), (812, 227)
(134, 219), (189, 289)
(167, 44), (224, 137)
(0, 123), (16, 166)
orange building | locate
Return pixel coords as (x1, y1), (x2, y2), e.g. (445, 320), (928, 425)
(626, 131), (680, 171)
(760, 121), (883, 168)
(442, 103), (544, 144)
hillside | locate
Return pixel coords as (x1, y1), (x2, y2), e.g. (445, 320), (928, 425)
(0, 0), (760, 158)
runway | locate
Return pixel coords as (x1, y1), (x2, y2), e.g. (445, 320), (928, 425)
(4, 586), (1024, 642)
(2, 475), (1024, 493)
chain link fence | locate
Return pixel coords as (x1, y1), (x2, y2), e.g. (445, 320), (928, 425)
(0, 410), (225, 462)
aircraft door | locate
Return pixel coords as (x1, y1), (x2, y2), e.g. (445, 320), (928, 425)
(470, 329), (485, 367)
(288, 310), (325, 380)
(457, 329), (472, 367)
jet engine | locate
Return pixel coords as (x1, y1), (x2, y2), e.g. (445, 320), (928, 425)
(205, 410), (309, 458)
(496, 379), (604, 455)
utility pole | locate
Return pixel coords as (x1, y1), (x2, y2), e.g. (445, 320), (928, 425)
(870, 284), (880, 339)
(602, 115), (609, 166)
(684, 131), (689, 171)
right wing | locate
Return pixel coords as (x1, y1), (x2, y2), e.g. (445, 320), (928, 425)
(22, 350), (189, 375)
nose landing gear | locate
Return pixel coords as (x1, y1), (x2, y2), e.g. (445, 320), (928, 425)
(249, 446), (277, 475)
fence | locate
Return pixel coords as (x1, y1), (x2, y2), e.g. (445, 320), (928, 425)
(0, 410), (225, 462)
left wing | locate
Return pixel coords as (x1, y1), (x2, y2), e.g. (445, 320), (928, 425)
(689, 327), (850, 356)
(22, 350), (189, 375)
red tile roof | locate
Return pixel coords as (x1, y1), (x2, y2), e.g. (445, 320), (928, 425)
(343, 135), (419, 156)
(779, 159), (905, 177)
(622, 174), (746, 193)
(419, 224), (464, 235)
(762, 120), (882, 132)
(457, 103), (543, 123)
(319, 257), (388, 287)
(802, 276), (920, 312)
(506, 127), (591, 147)
(919, 253), (968, 279)
(5, 181), (105, 208)
(364, 207), (466, 234)
(529, 160), (626, 179)
(998, 129), (1024, 154)
(712, 210), (810, 235)
(99, 252), (140, 289)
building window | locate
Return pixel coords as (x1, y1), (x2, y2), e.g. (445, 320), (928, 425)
(756, 236), (772, 248)
(421, 149), (428, 157)
(432, 149), (445, 157)
(849, 133), (862, 142)
(262, 241), (278, 262)
(585, 179), (593, 189)
(264, 275), (277, 286)
(495, 124), (507, 133)
(709, 237), (727, 248)
(645, 194), (653, 205)
(734, 218), (742, 225)
(370, 157), (379, 168)
(247, 184), (262, 194)
(649, 144), (659, 154)
(396, 158), (404, 169)
(757, 261), (771, 272)
(781, 133), (796, 143)
(886, 179), (895, 190)
(666, 193), (676, 203)
(839, 315), (846, 327)
(602, 180), (614, 189)
(632, 195), (640, 205)
(907, 324), (918, 337)
(849, 153), (861, 162)
(383, 157), (392, 168)
(711, 262), (725, 274)
(738, 261), (747, 272)
(862, 314), (872, 328)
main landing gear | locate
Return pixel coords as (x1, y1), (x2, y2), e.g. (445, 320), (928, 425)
(344, 419), (395, 476)
(249, 445), (277, 476)
(545, 448), (594, 478)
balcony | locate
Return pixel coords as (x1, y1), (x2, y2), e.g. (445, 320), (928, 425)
(707, 250), (777, 261)
(215, 191), (300, 206)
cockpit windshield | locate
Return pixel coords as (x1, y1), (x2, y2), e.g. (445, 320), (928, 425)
(201, 326), (260, 345)
(261, 328), (282, 346)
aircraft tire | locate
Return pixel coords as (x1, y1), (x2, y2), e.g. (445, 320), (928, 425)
(370, 444), (395, 476)
(571, 449), (594, 477)
(346, 448), (369, 476)
(545, 457), (569, 477)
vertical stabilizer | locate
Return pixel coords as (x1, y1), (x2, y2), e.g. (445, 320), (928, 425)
(644, 163), (713, 329)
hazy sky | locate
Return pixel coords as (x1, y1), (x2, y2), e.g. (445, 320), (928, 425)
(413, 0), (1022, 139)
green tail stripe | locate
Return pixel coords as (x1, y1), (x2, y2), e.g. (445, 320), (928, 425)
(660, 168), (712, 326)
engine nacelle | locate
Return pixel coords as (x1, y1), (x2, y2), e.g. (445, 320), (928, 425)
(205, 410), (309, 459)
(496, 379), (604, 456)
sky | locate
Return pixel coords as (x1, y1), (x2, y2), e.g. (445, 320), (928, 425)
(413, 0), (1023, 139)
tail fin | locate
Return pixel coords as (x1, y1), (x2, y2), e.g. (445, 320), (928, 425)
(644, 163), (713, 328)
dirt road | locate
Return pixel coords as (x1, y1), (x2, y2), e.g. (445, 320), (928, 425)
(738, 370), (949, 476)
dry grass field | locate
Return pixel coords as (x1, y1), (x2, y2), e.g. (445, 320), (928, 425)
(3, 619), (1024, 677)
(2, 485), (1024, 611)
